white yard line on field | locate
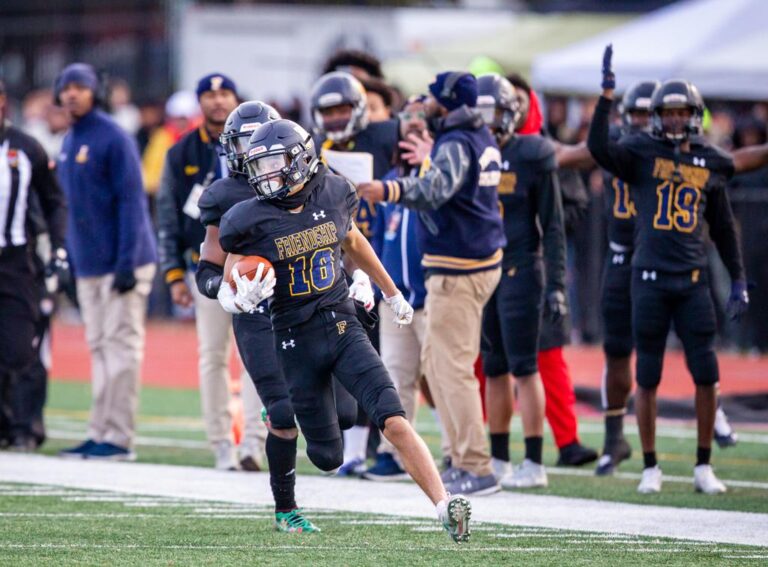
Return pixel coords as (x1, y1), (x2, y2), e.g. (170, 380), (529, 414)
(0, 454), (766, 547)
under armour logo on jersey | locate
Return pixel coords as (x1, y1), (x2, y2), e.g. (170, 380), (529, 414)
(612, 254), (625, 265)
(313, 210), (326, 221)
(254, 304), (265, 314)
(642, 270), (657, 281)
(282, 340), (296, 349)
(693, 157), (706, 167)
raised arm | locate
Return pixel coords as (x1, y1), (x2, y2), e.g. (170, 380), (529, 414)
(586, 45), (637, 181)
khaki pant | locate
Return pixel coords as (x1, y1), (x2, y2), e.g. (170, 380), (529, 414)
(77, 263), (156, 448)
(190, 280), (266, 456)
(378, 305), (427, 458)
(422, 268), (501, 477)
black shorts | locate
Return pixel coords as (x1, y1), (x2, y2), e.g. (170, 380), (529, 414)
(601, 248), (633, 358)
(481, 261), (543, 378)
(631, 268), (718, 388)
(274, 300), (404, 435)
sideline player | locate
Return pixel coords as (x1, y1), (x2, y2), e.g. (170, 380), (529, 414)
(588, 46), (749, 494)
(219, 119), (471, 543)
(476, 74), (566, 488)
(309, 71), (398, 475)
(196, 102), (323, 532)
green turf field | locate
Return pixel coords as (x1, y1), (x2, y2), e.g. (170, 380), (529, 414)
(0, 482), (765, 567)
(39, 381), (768, 514)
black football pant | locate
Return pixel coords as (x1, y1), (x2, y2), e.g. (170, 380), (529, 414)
(232, 310), (358, 432)
(482, 261), (543, 378)
(632, 268), (718, 389)
(601, 249), (634, 358)
(0, 245), (40, 444)
(274, 300), (404, 472)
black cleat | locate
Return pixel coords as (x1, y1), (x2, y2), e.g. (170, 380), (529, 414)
(595, 438), (632, 476)
(557, 442), (598, 467)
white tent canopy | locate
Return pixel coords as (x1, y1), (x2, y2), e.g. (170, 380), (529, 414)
(531, 0), (768, 100)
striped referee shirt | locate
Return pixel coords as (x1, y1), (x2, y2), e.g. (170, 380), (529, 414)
(0, 123), (66, 250)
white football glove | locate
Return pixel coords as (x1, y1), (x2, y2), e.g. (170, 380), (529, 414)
(383, 292), (414, 327)
(217, 281), (243, 314)
(232, 264), (276, 313)
(348, 269), (375, 312)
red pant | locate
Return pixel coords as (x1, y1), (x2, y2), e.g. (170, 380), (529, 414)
(538, 347), (579, 448)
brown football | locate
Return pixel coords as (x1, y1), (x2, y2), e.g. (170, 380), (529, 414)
(227, 256), (274, 291)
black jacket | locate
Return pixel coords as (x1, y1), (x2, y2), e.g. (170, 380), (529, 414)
(157, 126), (222, 284)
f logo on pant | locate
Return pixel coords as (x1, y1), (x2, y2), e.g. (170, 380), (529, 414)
(336, 321), (347, 335)
(282, 340), (296, 350)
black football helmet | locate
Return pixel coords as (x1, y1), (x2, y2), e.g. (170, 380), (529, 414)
(310, 71), (368, 142)
(476, 73), (521, 142)
(220, 101), (281, 174)
(619, 80), (660, 131)
(242, 119), (320, 201)
(650, 79), (704, 141)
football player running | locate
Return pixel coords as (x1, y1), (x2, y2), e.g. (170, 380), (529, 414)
(588, 46), (748, 495)
(196, 102), (353, 533)
(219, 119), (472, 543)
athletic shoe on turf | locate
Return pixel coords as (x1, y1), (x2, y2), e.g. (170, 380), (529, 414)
(239, 455), (261, 472)
(491, 457), (512, 482)
(501, 459), (548, 489)
(213, 440), (238, 471)
(694, 464), (727, 494)
(85, 442), (136, 461)
(439, 495), (472, 544)
(637, 465), (662, 494)
(714, 408), (739, 448)
(335, 457), (366, 477)
(59, 439), (98, 459)
(362, 452), (409, 481)
(440, 466), (462, 484)
(9, 435), (37, 453)
(557, 442), (599, 467)
(275, 509), (320, 533)
(445, 470), (501, 496)
(595, 438), (632, 476)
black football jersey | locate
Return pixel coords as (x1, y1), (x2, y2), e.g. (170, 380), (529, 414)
(219, 168), (358, 330)
(316, 119), (397, 239)
(198, 174), (254, 228)
(602, 133), (738, 273)
(497, 135), (566, 292)
(602, 125), (636, 247)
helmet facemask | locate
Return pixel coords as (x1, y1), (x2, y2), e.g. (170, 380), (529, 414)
(244, 143), (318, 201)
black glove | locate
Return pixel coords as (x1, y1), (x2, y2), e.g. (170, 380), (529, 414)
(546, 290), (568, 323)
(112, 270), (137, 294)
(45, 248), (72, 293)
(601, 44), (616, 90)
(726, 280), (749, 321)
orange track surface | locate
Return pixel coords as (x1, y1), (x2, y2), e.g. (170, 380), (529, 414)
(51, 320), (767, 400)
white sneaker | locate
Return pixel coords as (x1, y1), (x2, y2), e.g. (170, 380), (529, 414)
(491, 458), (512, 482)
(213, 441), (239, 471)
(500, 459), (548, 489)
(637, 465), (662, 493)
(694, 464), (727, 494)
